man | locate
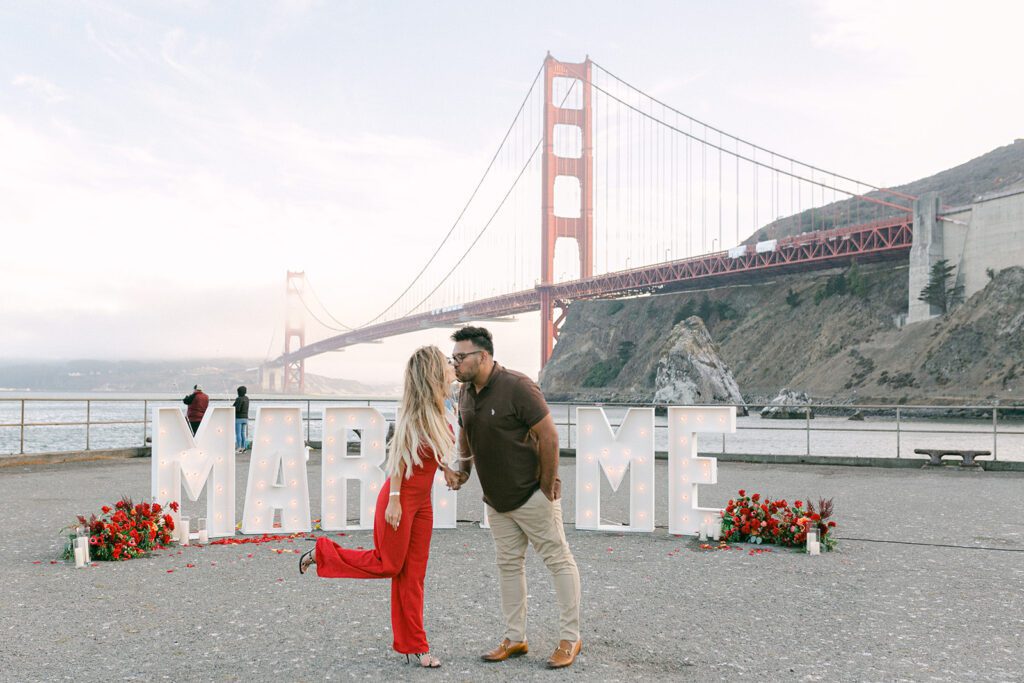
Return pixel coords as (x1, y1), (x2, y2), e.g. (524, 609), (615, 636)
(182, 384), (209, 435)
(445, 326), (582, 669)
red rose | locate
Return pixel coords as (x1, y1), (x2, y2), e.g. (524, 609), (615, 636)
(101, 505), (112, 514)
(752, 493), (760, 502)
(169, 502), (180, 512)
(828, 521), (836, 527)
(738, 489), (746, 497)
(794, 501), (803, 509)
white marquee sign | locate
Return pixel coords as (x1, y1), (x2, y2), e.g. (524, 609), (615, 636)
(151, 406), (236, 537)
(150, 403), (736, 539)
(320, 407), (387, 531)
(241, 406), (312, 534)
(667, 406), (736, 536)
(576, 407), (655, 532)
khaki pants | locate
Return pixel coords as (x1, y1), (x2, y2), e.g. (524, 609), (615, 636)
(487, 488), (581, 643)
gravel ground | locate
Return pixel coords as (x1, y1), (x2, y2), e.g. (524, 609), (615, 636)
(1, 455), (1022, 682)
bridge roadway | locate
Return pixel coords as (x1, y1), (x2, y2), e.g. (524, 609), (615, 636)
(277, 214), (912, 365)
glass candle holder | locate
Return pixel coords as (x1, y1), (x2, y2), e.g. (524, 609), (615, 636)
(806, 525), (820, 555)
(73, 527), (88, 568)
(179, 516), (191, 546)
(77, 526), (91, 565)
(197, 517), (208, 545)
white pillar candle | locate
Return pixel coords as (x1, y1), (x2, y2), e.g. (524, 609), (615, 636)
(806, 526), (820, 555)
(698, 522), (708, 541)
(712, 521), (721, 541)
(179, 517), (190, 546)
(74, 541), (86, 568)
(197, 529), (208, 544)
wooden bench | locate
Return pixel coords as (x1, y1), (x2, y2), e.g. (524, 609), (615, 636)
(914, 448), (992, 467)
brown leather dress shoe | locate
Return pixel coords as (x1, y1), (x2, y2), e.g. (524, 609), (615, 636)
(547, 639), (582, 668)
(481, 639), (529, 662)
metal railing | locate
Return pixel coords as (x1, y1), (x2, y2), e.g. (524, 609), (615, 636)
(1, 397), (1022, 461)
(550, 402), (1024, 461)
(0, 396), (397, 456)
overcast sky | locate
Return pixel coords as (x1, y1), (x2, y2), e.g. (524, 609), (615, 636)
(1, 1), (1021, 386)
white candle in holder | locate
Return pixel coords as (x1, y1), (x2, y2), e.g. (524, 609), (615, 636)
(806, 526), (820, 555)
(179, 517), (190, 546)
(74, 539), (86, 568)
(75, 527), (90, 566)
(712, 520), (721, 541)
(698, 522), (708, 541)
(197, 517), (208, 545)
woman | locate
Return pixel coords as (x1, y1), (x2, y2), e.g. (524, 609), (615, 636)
(299, 345), (458, 669)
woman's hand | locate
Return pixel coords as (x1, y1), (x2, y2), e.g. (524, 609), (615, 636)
(385, 497), (402, 530)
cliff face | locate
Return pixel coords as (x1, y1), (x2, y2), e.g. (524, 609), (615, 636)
(539, 264), (1024, 404)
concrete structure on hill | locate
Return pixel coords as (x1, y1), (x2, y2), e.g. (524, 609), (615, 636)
(909, 186), (1024, 323)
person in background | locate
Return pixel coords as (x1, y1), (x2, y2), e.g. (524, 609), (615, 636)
(232, 386), (249, 452)
(182, 384), (209, 435)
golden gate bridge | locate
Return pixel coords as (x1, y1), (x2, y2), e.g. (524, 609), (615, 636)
(265, 54), (917, 393)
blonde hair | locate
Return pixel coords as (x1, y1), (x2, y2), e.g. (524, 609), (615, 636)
(385, 345), (455, 478)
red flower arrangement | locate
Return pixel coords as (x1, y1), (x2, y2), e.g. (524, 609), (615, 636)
(720, 490), (837, 551)
(63, 497), (179, 562)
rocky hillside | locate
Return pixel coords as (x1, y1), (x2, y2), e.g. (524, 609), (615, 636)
(747, 139), (1024, 243)
(540, 264), (1024, 405)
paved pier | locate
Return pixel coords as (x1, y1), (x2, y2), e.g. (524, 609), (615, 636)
(1, 455), (1022, 681)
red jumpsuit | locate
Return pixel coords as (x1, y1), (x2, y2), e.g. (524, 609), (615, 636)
(314, 446), (437, 654)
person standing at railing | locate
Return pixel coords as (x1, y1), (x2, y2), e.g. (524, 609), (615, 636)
(182, 384), (209, 435)
(232, 386), (249, 452)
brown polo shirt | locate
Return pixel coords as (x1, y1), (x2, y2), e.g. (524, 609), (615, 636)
(458, 362), (551, 513)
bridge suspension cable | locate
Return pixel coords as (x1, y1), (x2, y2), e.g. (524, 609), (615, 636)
(387, 78), (583, 320)
(295, 276), (357, 332)
(589, 60), (916, 206)
(358, 61), (546, 328)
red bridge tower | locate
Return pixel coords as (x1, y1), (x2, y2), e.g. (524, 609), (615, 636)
(540, 54), (593, 368)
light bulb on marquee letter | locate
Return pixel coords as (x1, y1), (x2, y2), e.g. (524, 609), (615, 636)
(241, 407), (311, 534)
(668, 406), (736, 536)
(575, 407), (655, 532)
(320, 407), (387, 531)
(151, 407), (236, 538)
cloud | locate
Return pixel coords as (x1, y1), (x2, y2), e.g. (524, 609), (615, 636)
(12, 75), (69, 103)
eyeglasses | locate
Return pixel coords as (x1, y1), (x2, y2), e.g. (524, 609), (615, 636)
(449, 350), (483, 365)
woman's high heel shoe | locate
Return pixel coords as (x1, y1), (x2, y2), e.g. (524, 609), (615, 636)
(298, 548), (315, 575)
(406, 653), (441, 668)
